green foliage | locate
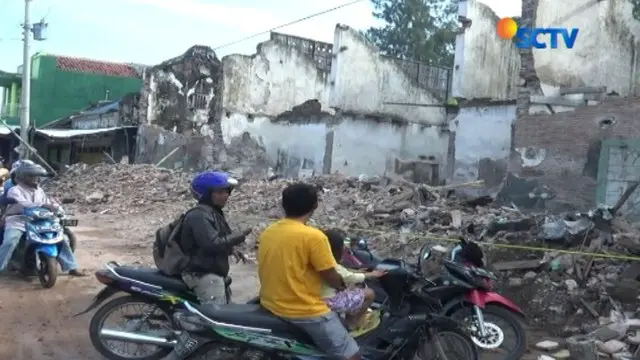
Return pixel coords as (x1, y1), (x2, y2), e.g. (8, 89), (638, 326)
(363, 0), (458, 67)
(631, 0), (640, 20)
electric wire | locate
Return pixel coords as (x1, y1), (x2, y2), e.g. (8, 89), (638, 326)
(212, 0), (364, 50)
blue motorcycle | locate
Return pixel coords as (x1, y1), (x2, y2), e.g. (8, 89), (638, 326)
(20, 206), (77, 288)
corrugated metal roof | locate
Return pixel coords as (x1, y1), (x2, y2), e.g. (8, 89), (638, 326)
(36, 127), (123, 138)
(55, 56), (139, 77)
(77, 100), (120, 116)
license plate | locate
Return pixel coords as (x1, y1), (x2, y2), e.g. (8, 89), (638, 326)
(174, 331), (199, 356)
(61, 219), (78, 226)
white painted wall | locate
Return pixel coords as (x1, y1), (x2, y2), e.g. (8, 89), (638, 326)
(451, 104), (516, 181)
(330, 25), (446, 125)
(222, 41), (331, 117)
(222, 112), (449, 177)
(220, 25), (447, 125)
(452, 0), (520, 99)
(454, 0), (640, 100)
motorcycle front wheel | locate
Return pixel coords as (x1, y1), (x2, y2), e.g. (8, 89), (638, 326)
(449, 304), (527, 360)
(89, 295), (176, 360)
(37, 254), (58, 288)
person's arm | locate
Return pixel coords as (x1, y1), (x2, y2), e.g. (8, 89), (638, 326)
(308, 232), (345, 290)
(182, 210), (244, 253)
(6, 186), (39, 210)
(336, 265), (366, 284)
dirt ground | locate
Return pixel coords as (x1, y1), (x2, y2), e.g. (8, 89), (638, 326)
(0, 212), (549, 360)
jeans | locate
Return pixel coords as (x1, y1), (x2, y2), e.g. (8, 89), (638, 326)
(181, 272), (228, 305)
(0, 228), (78, 272)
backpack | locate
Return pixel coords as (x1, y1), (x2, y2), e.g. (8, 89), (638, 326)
(153, 205), (208, 276)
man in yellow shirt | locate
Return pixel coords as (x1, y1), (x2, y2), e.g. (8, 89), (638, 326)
(258, 183), (361, 360)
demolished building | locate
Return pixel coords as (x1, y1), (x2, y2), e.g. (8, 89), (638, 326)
(138, 26), (454, 182)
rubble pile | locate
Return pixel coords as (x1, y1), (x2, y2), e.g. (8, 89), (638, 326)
(46, 163), (193, 216)
(46, 164), (640, 355)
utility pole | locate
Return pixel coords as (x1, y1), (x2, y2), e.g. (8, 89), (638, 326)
(18, 0), (47, 159)
(19, 0), (32, 159)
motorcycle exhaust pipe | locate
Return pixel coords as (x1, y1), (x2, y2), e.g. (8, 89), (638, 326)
(99, 329), (176, 347)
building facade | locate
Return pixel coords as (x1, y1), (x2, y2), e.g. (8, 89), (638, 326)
(0, 52), (143, 127)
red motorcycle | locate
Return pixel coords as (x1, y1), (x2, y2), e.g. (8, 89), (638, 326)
(342, 237), (527, 360)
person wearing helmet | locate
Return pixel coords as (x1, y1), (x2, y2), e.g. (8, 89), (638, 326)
(0, 161), (84, 276)
(172, 171), (251, 305)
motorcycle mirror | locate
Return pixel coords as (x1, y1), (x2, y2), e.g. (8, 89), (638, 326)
(356, 238), (368, 250)
(417, 244), (431, 273)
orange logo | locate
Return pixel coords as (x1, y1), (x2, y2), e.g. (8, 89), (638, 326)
(496, 17), (518, 39)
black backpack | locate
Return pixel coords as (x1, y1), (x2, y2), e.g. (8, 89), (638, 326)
(153, 205), (207, 275)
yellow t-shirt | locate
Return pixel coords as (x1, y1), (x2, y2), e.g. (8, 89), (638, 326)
(258, 218), (337, 318)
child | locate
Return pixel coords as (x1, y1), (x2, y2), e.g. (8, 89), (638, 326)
(321, 229), (385, 331)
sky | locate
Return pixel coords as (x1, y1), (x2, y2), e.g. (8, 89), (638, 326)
(0, 0), (521, 72)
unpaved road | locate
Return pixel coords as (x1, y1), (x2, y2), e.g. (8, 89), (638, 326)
(0, 213), (551, 359)
(0, 213), (259, 360)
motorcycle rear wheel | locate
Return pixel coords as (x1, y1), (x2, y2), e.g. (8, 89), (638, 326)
(37, 254), (57, 288)
(418, 327), (479, 360)
(63, 227), (77, 253)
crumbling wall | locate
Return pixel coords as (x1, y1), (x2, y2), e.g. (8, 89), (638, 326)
(139, 45), (222, 139)
(135, 124), (215, 170)
(451, 102), (516, 184)
(534, 0), (640, 96)
(222, 36), (331, 117)
(330, 25), (447, 125)
(452, 0), (520, 99)
(456, 0), (640, 100)
(221, 109), (450, 178)
(513, 98), (640, 208)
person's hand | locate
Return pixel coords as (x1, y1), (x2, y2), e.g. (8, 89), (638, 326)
(240, 227), (252, 236)
(368, 270), (387, 278)
(232, 249), (252, 264)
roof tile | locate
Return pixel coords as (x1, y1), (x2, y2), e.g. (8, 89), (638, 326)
(55, 56), (138, 77)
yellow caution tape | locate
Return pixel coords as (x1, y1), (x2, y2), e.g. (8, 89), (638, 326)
(239, 215), (640, 261)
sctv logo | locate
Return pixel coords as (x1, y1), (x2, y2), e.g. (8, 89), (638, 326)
(496, 17), (579, 49)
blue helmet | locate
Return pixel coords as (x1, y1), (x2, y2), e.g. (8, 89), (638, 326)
(190, 171), (238, 200)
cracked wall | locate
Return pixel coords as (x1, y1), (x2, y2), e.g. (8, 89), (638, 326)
(454, 0), (640, 99)
(513, 98), (640, 210)
(137, 45), (224, 169)
(218, 25), (452, 178)
(450, 102), (516, 185)
(222, 110), (449, 177)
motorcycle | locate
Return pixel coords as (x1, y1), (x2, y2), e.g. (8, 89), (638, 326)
(75, 261), (232, 360)
(102, 257), (479, 360)
(342, 237), (527, 360)
(2, 206), (79, 288)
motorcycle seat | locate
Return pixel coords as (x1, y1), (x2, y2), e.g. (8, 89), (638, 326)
(115, 267), (190, 292)
(114, 266), (232, 293)
(194, 303), (313, 343)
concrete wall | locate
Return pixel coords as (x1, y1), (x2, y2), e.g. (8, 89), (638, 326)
(451, 103), (516, 184)
(454, 0), (640, 100)
(222, 41), (331, 117)
(513, 97), (640, 208)
(452, 0), (520, 99)
(221, 113), (449, 177)
(329, 25), (447, 125)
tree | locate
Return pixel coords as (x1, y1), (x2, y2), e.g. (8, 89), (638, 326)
(630, 0), (640, 20)
(363, 0), (458, 67)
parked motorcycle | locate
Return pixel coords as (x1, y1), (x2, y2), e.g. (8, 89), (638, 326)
(342, 237), (527, 360)
(75, 261), (232, 360)
(2, 206), (79, 288)
(103, 257), (479, 360)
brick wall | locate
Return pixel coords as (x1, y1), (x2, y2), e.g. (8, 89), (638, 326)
(513, 97), (640, 208)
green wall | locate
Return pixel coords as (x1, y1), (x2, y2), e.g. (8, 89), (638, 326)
(8, 54), (142, 127)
